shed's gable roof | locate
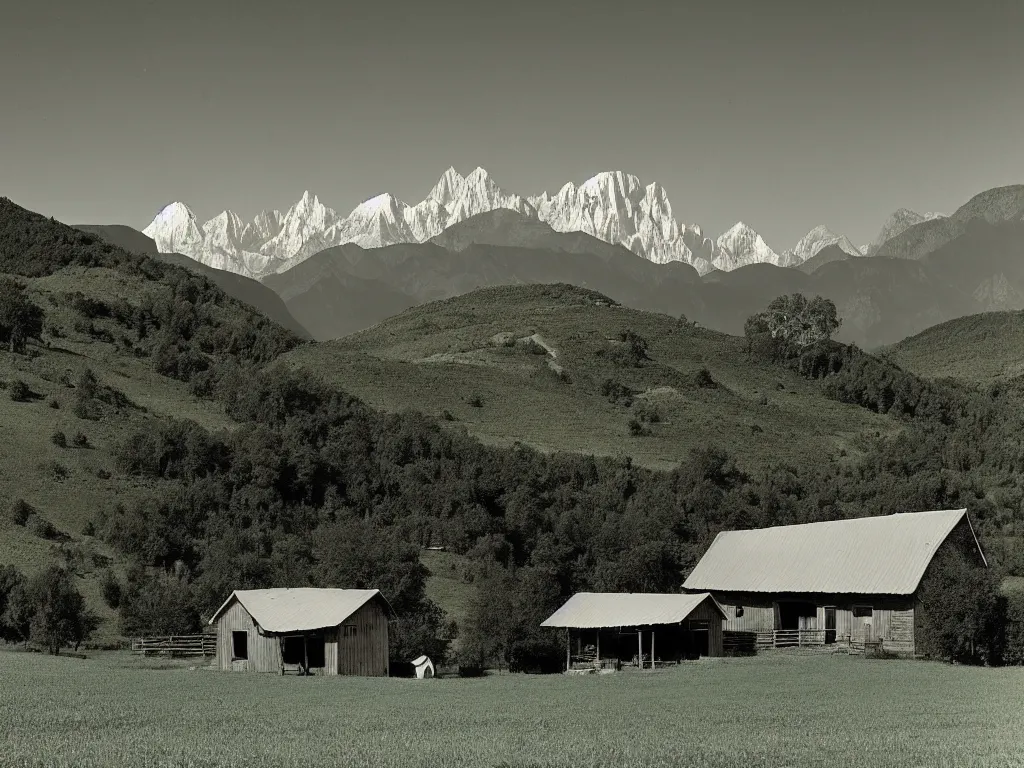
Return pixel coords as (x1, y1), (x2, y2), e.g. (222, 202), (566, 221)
(682, 509), (982, 596)
(208, 588), (393, 632)
(540, 591), (727, 629)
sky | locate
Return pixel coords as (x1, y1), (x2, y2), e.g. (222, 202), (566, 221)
(1, 0), (1023, 250)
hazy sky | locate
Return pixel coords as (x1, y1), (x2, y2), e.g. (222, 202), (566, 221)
(2, 0), (1022, 249)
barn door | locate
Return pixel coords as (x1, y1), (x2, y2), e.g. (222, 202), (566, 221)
(824, 607), (836, 644)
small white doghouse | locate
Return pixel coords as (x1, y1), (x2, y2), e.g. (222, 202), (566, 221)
(412, 655), (435, 679)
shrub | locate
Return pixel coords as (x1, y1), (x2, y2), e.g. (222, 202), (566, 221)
(467, 394), (484, 408)
(627, 418), (650, 437)
(440, 410), (455, 421)
(600, 378), (634, 407)
(72, 431), (90, 448)
(633, 400), (661, 424)
(81, 520), (96, 537)
(51, 430), (67, 448)
(8, 499), (33, 526)
(9, 379), (30, 401)
(47, 397), (60, 409)
(693, 367), (717, 389)
(100, 571), (122, 610)
(44, 460), (70, 481)
(29, 514), (58, 540)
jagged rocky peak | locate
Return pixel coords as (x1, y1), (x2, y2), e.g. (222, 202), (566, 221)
(140, 165), (872, 280)
(789, 225), (862, 263)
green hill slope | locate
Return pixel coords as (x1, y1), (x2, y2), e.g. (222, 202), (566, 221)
(0, 198), (302, 639)
(884, 311), (1024, 384)
(278, 283), (899, 473)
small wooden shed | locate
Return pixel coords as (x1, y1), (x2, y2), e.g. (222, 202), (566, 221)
(541, 592), (727, 670)
(208, 588), (395, 676)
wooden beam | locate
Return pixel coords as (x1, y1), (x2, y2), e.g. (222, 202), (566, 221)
(596, 630), (600, 665)
(651, 629), (655, 670)
(566, 628), (571, 672)
(638, 629), (642, 669)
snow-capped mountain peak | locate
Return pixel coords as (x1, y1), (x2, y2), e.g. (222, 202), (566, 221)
(788, 224), (863, 262)
(142, 201), (204, 255)
(428, 167), (467, 212)
(715, 222), (787, 270)
(140, 166), (869, 279)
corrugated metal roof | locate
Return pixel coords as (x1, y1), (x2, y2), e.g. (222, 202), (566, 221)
(682, 509), (981, 595)
(540, 592), (727, 629)
(208, 588), (393, 632)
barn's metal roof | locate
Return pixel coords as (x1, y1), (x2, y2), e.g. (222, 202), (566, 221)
(208, 588), (394, 632)
(682, 509), (983, 596)
(540, 592), (727, 629)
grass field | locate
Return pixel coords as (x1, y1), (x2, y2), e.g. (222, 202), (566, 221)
(2, 650), (1022, 768)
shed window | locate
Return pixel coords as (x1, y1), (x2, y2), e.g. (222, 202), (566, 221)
(343, 624), (357, 637)
(231, 630), (248, 660)
(852, 605), (873, 618)
(735, 606), (745, 618)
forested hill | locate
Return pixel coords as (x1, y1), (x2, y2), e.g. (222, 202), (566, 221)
(0, 198), (1022, 668)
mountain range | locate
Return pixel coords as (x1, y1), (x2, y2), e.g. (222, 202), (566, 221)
(143, 167), (938, 280)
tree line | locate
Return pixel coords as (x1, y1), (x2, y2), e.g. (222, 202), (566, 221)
(0, 202), (1020, 665)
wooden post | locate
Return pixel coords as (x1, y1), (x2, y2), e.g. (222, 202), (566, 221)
(651, 630), (655, 670)
(303, 635), (309, 676)
(596, 630), (600, 666)
(638, 629), (643, 669)
(566, 628), (571, 672)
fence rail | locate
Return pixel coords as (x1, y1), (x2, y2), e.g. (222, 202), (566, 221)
(131, 634), (217, 657)
(755, 629), (828, 649)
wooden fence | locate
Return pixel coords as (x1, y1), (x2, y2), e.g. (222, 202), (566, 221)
(755, 629), (829, 649)
(131, 634), (217, 657)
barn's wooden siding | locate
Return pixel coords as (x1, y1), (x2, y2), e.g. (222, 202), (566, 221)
(335, 599), (390, 676)
(212, 596), (390, 676)
(711, 592), (916, 655)
(214, 599), (283, 672)
(688, 600), (725, 657)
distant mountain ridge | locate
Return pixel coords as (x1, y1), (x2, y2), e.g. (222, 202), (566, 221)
(141, 167), (866, 279)
(262, 206), (1024, 349)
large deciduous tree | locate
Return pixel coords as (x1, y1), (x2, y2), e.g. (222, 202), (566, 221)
(746, 293), (842, 347)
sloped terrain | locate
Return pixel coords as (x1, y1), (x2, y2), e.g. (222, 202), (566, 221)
(884, 311), (1024, 385)
(75, 224), (311, 339)
(278, 283), (899, 472)
(0, 198), (302, 638)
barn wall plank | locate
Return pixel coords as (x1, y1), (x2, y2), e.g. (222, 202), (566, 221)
(214, 599), (282, 672)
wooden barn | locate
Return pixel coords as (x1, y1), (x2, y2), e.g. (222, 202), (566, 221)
(541, 592), (727, 671)
(682, 508), (987, 657)
(208, 588), (395, 676)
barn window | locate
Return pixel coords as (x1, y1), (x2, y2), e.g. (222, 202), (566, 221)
(231, 630), (248, 660)
(852, 605), (873, 618)
(735, 606), (745, 618)
(343, 624), (357, 637)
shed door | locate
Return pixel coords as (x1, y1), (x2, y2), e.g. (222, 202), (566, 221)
(824, 607), (836, 644)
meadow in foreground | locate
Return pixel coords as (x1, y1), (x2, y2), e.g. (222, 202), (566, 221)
(2, 650), (1023, 768)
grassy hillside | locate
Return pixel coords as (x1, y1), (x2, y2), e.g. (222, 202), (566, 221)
(278, 283), (898, 473)
(74, 224), (311, 339)
(884, 311), (1024, 384)
(0, 198), (302, 639)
